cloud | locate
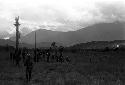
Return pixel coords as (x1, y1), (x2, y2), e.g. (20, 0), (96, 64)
(0, 0), (125, 32)
(96, 1), (125, 22)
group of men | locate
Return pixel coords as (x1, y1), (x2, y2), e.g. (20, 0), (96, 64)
(35, 47), (70, 63)
(9, 46), (71, 82)
(10, 48), (33, 82)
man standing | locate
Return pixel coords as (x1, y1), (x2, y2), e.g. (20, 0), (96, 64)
(24, 53), (33, 82)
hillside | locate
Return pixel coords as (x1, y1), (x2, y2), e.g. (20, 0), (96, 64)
(68, 40), (125, 49)
(9, 22), (125, 46)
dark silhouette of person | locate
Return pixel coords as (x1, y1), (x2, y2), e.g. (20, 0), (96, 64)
(34, 49), (40, 62)
(22, 49), (27, 63)
(33, 49), (37, 62)
(36, 52), (41, 62)
(59, 46), (64, 57)
(12, 50), (16, 64)
(65, 56), (71, 63)
(51, 42), (58, 59)
(24, 53), (33, 82)
(10, 52), (14, 62)
(58, 46), (64, 63)
(40, 49), (45, 62)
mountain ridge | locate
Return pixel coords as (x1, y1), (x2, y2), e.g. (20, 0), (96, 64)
(9, 22), (125, 46)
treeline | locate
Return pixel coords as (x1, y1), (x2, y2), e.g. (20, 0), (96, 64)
(1, 44), (125, 53)
(63, 46), (125, 53)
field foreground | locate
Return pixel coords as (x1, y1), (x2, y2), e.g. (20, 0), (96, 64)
(0, 50), (125, 85)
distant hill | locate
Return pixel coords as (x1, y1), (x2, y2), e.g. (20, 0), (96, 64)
(0, 39), (15, 46)
(36, 42), (63, 48)
(0, 39), (34, 48)
(0, 39), (62, 48)
(68, 40), (125, 49)
(16, 29), (66, 46)
(14, 22), (125, 46)
(1, 39), (125, 49)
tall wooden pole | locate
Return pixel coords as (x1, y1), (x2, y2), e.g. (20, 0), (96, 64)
(14, 16), (20, 51)
(34, 31), (37, 62)
(35, 31), (36, 51)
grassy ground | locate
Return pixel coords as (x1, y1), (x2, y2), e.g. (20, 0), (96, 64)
(0, 50), (125, 85)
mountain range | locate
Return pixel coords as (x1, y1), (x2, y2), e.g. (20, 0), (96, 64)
(10, 22), (125, 46)
(0, 22), (124, 47)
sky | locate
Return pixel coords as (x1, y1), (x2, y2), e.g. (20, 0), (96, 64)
(0, 0), (125, 33)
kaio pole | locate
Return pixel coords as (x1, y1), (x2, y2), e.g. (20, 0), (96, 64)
(14, 16), (20, 51)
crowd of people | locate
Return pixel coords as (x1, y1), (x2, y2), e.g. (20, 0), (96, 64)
(9, 43), (71, 82)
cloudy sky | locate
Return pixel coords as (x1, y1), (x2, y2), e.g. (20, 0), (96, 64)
(0, 0), (125, 33)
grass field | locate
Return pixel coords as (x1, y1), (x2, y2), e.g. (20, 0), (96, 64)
(0, 50), (125, 85)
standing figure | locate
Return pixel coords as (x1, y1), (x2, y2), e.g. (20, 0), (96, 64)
(22, 50), (26, 63)
(51, 42), (58, 62)
(10, 52), (14, 62)
(59, 46), (64, 57)
(65, 56), (71, 63)
(24, 54), (33, 82)
(41, 50), (45, 62)
(33, 49), (37, 62)
(58, 46), (64, 63)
